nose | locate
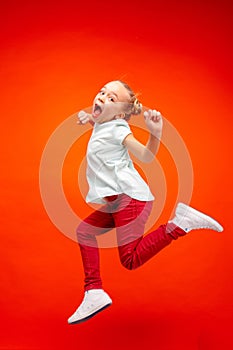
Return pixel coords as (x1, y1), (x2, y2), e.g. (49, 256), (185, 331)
(98, 93), (106, 103)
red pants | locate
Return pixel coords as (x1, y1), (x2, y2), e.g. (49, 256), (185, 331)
(77, 194), (186, 291)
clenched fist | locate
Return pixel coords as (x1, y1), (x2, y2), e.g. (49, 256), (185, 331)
(144, 109), (163, 138)
(77, 111), (91, 125)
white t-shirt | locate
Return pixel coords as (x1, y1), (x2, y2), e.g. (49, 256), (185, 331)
(86, 119), (155, 204)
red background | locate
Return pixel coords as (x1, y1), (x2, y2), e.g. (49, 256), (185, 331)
(1, 0), (233, 349)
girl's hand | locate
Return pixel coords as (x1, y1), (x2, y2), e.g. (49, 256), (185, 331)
(144, 109), (163, 138)
(77, 110), (91, 125)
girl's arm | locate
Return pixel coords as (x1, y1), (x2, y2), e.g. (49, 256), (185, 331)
(123, 109), (163, 163)
(77, 111), (95, 126)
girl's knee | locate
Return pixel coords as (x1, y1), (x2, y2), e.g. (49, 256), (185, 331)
(76, 222), (88, 244)
(119, 256), (137, 270)
(76, 221), (99, 247)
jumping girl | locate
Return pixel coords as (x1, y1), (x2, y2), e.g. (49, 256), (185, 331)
(68, 80), (223, 324)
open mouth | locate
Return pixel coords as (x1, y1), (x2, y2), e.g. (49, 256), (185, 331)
(93, 104), (102, 118)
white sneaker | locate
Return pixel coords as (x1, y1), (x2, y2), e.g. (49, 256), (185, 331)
(170, 202), (224, 233)
(68, 289), (112, 325)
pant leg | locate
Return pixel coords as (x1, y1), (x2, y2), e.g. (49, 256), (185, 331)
(114, 196), (186, 270)
(119, 223), (187, 270)
(77, 206), (115, 291)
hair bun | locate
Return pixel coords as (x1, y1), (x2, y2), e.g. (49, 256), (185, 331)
(131, 98), (142, 115)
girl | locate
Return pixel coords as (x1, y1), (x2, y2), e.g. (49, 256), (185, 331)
(68, 80), (223, 324)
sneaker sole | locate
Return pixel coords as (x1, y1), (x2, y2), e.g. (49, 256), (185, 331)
(178, 203), (223, 232)
(68, 302), (112, 325)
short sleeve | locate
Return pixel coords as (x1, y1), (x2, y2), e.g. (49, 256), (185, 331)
(113, 120), (132, 145)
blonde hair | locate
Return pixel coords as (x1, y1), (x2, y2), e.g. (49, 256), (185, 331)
(116, 80), (142, 120)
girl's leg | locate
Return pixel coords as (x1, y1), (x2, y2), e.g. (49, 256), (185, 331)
(114, 196), (186, 270)
(77, 207), (114, 291)
(68, 204), (115, 325)
(115, 197), (223, 270)
(118, 223), (186, 270)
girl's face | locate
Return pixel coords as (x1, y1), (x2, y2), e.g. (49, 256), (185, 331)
(92, 81), (131, 124)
